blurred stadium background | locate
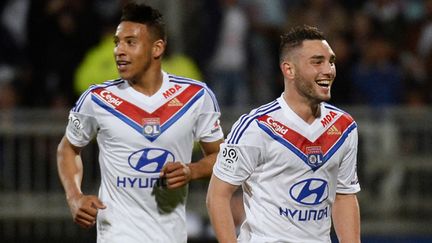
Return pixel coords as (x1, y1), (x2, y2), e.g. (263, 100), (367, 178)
(1, 0), (432, 242)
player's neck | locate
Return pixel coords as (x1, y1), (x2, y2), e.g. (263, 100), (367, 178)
(129, 68), (163, 96)
(283, 93), (321, 124)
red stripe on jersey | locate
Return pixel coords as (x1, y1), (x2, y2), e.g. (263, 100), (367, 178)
(257, 114), (354, 155)
(91, 85), (202, 125)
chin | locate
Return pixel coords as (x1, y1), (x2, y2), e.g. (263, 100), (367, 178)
(318, 95), (331, 103)
(119, 74), (132, 81)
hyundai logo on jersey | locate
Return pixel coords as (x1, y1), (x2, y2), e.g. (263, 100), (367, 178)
(142, 118), (161, 137)
(289, 178), (328, 205)
(128, 148), (175, 173)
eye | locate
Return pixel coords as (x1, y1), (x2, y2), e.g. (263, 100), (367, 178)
(127, 39), (136, 46)
(330, 57), (336, 65)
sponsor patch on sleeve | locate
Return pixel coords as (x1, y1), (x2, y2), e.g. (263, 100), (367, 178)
(219, 146), (239, 173)
(211, 120), (221, 134)
(68, 114), (83, 137)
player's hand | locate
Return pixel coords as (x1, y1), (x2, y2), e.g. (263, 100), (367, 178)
(67, 194), (106, 229)
(160, 161), (191, 189)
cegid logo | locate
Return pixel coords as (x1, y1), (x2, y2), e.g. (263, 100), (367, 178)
(128, 148), (175, 173)
(289, 178), (328, 205)
(100, 90), (123, 106)
(265, 117), (288, 135)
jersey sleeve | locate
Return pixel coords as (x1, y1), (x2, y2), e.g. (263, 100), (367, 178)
(336, 124), (361, 194)
(213, 116), (264, 185)
(65, 88), (99, 147)
(193, 87), (224, 142)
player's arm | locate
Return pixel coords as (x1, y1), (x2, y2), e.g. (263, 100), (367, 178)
(190, 139), (224, 179)
(206, 174), (238, 243)
(332, 193), (361, 243)
(57, 136), (105, 228)
(161, 139), (224, 189)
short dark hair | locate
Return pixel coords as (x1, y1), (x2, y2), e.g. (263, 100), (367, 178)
(120, 2), (166, 41)
(279, 25), (325, 63)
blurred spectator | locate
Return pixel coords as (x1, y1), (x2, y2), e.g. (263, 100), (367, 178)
(417, 0), (432, 57)
(363, 0), (405, 44)
(73, 26), (118, 95)
(288, 0), (350, 41)
(351, 35), (403, 106)
(423, 51), (432, 103)
(26, 0), (102, 107)
(208, 0), (249, 107)
(182, 0), (222, 76)
(162, 51), (204, 81)
(242, 0), (287, 105)
(0, 70), (20, 130)
(0, 0), (29, 66)
(350, 10), (375, 62)
(329, 33), (355, 105)
(0, 82), (19, 111)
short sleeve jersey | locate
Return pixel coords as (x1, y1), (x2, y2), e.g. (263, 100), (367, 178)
(66, 72), (223, 243)
(213, 95), (360, 243)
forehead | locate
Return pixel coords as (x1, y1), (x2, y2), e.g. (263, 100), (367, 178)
(115, 21), (150, 38)
(297, 40), (335, 58)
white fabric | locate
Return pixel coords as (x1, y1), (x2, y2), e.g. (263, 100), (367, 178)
(66, 71), (223, 243)
(214, 94), (360, 243)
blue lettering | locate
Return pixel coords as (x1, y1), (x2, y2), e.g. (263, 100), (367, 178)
(138, 178), (150, 188)
(128, 177), (137, 187)
(317, 207), (328, 220)
(117, 177), (126, 187)
(308, 210), (317, 220)
(288, 209), (298, 218)
(298, 210), (307, 221)
(279, 207), (288, 217)
(278, 206), (329, 221)
(116, 176), (163, 188)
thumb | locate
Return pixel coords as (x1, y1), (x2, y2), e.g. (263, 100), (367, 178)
(160, 161), (173, 177)
(92, 198), (106, 209)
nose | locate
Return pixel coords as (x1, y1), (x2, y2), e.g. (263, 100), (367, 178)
(322, 61), (335, 76)
(114, 42), (125, 57)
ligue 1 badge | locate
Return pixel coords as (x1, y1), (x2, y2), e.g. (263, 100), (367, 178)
(142, 118), (161, 137)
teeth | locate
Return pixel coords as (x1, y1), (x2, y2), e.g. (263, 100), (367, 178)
(316, 80), (330, 87)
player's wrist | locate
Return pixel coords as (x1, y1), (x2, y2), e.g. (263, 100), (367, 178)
(66, 191), (83, 203)
(186, 163), (196, 181)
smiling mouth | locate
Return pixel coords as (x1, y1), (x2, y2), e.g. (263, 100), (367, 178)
(316, 79), (332, 88)
(116, 60), (130, 69)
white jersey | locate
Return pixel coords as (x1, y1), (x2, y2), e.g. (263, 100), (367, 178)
(66, 71), (223, 243)
(213, 95), (360, 243)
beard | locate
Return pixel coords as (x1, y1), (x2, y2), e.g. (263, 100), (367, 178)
(294, 72), (332, 103)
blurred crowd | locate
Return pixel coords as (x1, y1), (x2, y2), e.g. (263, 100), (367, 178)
(1, 0), (432, 110)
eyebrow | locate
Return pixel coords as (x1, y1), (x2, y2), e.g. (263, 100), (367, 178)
(113, 35), (138, 42)
(310, 54), (336, 61)
(114, 35), (137, 39)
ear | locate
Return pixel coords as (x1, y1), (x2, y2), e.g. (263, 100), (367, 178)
(152, 39), (165, 59)
(280, 61), (295, 79)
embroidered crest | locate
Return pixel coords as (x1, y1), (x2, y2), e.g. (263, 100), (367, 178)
(142, 118), (161, 137)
